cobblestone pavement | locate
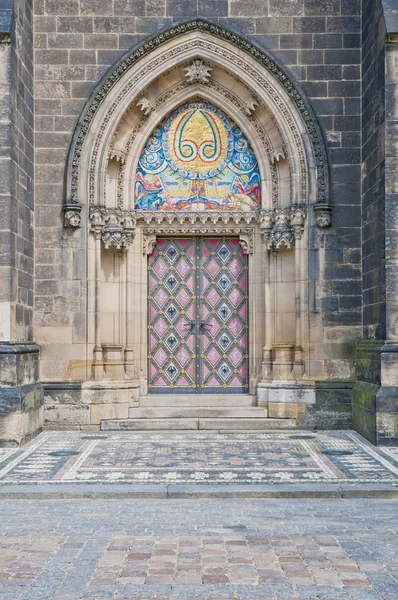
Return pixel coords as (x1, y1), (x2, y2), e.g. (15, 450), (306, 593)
(0, 498), (397, 599)
(1, 430), (398, 485)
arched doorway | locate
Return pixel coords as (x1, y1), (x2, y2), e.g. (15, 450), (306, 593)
(61, 20), (331, 424)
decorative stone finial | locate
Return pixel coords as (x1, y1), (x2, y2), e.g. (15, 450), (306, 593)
(184, 59), (212, 84)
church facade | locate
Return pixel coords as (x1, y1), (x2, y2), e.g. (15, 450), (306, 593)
(1, 0), (397, 446)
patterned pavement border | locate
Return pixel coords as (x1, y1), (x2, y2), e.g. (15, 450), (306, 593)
(0, 430), (398, 486)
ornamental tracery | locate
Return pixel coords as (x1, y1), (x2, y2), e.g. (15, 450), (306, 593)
(86, 38), (310, 210)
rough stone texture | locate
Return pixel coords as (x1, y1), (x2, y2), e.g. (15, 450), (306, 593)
(0, 343), (43, 446)
(352, 0), (398, 446)
(300, 381), (354, 430)
(0, 1), (43, 446)
(0, 495), (397, 598)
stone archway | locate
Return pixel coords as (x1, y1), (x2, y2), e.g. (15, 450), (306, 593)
(62, 20), (331, 420)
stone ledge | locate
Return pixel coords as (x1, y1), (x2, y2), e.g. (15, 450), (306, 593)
(0, 482), (396, 499)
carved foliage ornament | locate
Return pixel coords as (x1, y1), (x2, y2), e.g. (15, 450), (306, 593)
(67, 20), (328, 207)
(184, 59), (212, 84)
(89, 206), (136, 249)
(89, 205), (307, 250)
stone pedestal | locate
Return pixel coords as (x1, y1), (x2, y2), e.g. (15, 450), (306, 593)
(0, 343), (44, 446)
(353, 342), (398, 446)
(102, 344), (125, 380)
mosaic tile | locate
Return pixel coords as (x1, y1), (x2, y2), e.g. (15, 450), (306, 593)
(0, 430), (398, 485)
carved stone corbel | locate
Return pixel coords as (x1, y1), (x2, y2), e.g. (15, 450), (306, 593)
(239, 234), (253, 255)
(314, 203), (332, 228)
(63, 202), (82, 228)
(143, 234), (157, 255)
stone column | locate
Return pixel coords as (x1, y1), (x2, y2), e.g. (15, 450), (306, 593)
(92, 230), (104, 379)
(293, 237), (304, 377)
(262, 248), (273, 380)
(124, 244), (135, 378)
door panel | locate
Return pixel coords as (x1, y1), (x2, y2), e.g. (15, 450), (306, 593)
(199, 238), (248, 392)
(148, 238), (196, 392)
(148, 238), (249, 394)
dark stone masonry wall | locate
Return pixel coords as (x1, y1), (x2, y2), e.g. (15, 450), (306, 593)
(34, 0), (363, 381)
(353, 0), (398, 446)
(0, 0), (43, 447)
(0, 0), (396, 445)
(34, 0), (363, 435)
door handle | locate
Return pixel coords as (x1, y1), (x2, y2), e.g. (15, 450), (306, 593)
(182, 321), (195, 333)
(200, 321), (213, 333)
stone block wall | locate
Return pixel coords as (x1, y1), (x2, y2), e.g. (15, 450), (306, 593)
(34, 0), (362, 390)
(352, 0), (398, 446)
(0, 0), (43, 446)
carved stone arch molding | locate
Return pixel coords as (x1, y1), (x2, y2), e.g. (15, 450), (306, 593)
(64, 19), (330, 228)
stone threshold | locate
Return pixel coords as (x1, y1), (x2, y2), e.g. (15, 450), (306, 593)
(0, 482), (397, 499)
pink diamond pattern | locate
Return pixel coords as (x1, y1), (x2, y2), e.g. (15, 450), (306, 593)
(207, 288), (220, 307)
(206, 258), (221, 278)
(176, 258), (190, 278)
(176, 288), (190, 308)
(149, 238), (248, 393)
(228, 317), (244, 337)
(207, 347), (221, 366)
(230, 347), (243, 366)
(228, 288), (243, 307)
(153, 318), (168, 337)
(152, 258), (168, 278)
(153, 347), (167, 366)
(176, 347), (190, 366)
(228, 258), (243, 278)
(154, 289), (168, 307)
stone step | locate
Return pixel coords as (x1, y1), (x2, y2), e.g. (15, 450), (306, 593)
(128, 407), (268, 419)
(139, 395), (256, 407)
(101, 417), (296, 431)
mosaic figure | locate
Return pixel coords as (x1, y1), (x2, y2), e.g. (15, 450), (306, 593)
(135, 99), (261, 211)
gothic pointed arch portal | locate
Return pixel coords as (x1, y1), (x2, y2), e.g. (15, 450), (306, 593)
(64, 20), (330, 407)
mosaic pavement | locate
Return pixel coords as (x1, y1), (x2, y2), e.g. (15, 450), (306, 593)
(0, 498), (397, 599)
(1, 430), (398, 484)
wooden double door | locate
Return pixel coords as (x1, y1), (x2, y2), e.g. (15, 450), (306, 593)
(148, 237), (249, 393)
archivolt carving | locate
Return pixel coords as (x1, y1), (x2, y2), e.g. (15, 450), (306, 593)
(68, 20), (328, 211)
(114, 79), (283, 209)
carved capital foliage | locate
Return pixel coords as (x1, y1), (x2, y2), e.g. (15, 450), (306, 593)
(88, 205), (307, 251)
(239, 234), (253, 255)
(89, 206), (136, 249)
(259, 205), (307, 249)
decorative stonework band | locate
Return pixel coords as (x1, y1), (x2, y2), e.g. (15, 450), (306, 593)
(88, 205), (307, 250)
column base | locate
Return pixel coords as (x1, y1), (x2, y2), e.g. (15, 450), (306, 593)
(0, 343), (44, 447)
